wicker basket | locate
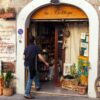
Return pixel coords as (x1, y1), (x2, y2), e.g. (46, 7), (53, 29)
(3, 88), (13, 96)
(62, 79), (78, 91)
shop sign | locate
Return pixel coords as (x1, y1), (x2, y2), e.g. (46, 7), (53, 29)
(18, 28), (23, 43)
(31, 4), (88, 20)
(18, 29), (23, 35)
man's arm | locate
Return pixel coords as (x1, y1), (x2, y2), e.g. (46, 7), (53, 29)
(38, 54), (49, 67)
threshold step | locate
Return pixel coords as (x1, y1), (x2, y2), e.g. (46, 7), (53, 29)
(31, 90), (88, 97)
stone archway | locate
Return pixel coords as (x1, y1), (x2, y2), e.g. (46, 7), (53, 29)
(17, 0), (99, 98)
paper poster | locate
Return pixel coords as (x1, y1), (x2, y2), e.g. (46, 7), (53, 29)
(84, 44), (88, 56)
(63, 63), (72, 76)
(86, 35), (89, 43)
(81, 43), (88, 48)
(84, 50), (88, 57)
(81, 33), (86, 39)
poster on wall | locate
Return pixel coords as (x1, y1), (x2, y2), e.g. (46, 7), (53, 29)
(80, 33), (89, 57)
(0, 19), (16, 72)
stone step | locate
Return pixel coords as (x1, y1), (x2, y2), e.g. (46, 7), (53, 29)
(31, 90), (88, 97)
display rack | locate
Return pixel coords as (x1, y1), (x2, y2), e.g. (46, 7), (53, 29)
(36, 27), (55, 81)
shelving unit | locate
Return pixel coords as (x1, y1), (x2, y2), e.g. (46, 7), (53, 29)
(35, 23), (64, 83)
(36, 23), (55, 81)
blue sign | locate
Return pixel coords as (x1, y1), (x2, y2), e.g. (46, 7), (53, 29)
(18, 29), (23, 35)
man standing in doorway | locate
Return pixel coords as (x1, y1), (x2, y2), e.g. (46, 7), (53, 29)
(24, 35), (49, 99)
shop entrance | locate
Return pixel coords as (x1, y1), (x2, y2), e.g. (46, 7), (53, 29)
(26, 22), (65, 87)
(26, 21), (89, 95)
(35, 22), (64, 84)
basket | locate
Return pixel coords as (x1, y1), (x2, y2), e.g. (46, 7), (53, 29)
(3, 88), (13, 96)
(62, 79), (78, 91)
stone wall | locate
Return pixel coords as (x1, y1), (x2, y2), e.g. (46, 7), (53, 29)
(0, 0), (100, 13)
(0, 0), (31, 13)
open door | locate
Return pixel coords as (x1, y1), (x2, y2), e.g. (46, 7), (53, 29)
(54, 25), (64, 85)
(54, 27), (58, 84)
(28, 22), (65, 86)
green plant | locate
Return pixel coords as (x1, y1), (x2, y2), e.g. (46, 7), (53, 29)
(70, 63), (77, 78)
(4, 71), (14, 88)
(78, 58), (90, 76)
(6, 7), (16, 14)
(0, 8), (5, 14)
(77, 58), (90, 86)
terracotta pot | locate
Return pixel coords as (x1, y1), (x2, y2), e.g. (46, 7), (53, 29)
(78, 86), (87, 95)
(0, 77), (4, 95)
(3, 88), (13, 96)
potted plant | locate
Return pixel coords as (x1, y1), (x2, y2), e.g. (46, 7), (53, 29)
(0, 8), (5, 14)
(70, 63), (79, 91)
(3, 71), (14, 96)
(6, 7), (16, 14)
(77, 77), (87, 95)
(0, 71), (4, 95)
(70, 63), (77, 78)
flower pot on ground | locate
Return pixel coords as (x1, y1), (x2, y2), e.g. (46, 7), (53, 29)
(3, 88), (13, 96)
(0, 76), (3, 95)
(3, 71), (14, 96)
(0, 70), (5, 95)
(78, 85), (87, 95)
(77, 75), (88, 95)
(76, 57), (89, 95)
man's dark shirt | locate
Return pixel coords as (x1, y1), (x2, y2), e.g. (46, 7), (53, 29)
(24, 43), (41, 79)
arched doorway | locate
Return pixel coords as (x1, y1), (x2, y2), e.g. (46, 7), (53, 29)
(17, 0), (99, 98)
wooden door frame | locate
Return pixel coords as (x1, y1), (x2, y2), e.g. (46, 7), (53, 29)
(54, 26), (59, 83)
(54, 25), (65, 85)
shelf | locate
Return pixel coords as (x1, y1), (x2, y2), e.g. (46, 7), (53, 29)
(36, 28), (54, 82)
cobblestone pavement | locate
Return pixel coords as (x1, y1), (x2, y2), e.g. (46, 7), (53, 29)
(0, 94), (99, 100)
